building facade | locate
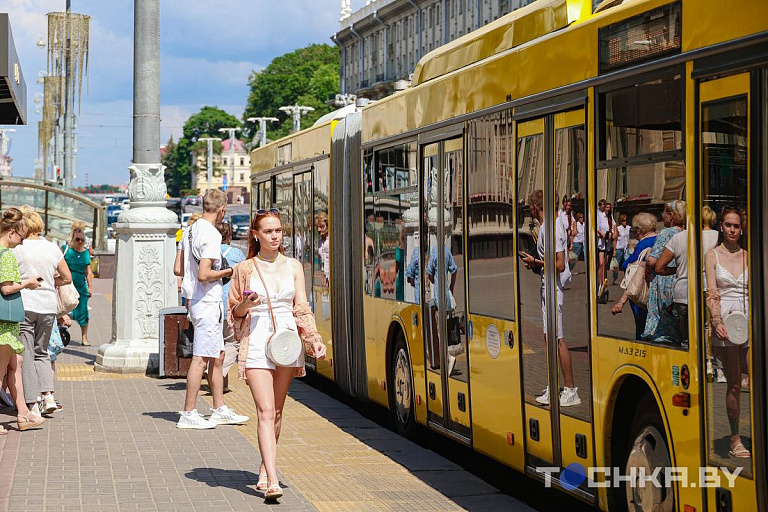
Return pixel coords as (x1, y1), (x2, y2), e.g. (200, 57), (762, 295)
(191, 138), (251, 202)
(333, 0), (534, 99)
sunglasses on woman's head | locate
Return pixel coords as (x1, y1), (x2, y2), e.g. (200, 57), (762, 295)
(255, 208), (280, 216)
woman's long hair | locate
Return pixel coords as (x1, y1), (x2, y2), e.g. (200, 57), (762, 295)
(247, 211), (286, 259)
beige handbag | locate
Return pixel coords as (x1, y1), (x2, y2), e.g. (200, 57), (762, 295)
(621, 247), (651, 307)
(56, 283), (80, 317)
(253, 262), (302, 366)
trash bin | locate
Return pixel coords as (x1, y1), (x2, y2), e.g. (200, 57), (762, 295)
(158, 306), (192, 378)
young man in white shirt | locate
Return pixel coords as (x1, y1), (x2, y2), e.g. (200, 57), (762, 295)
(520, 190), (581, 407)
(175, 189), (248, 429)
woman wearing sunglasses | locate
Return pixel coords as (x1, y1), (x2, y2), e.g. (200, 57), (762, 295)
(228, 208), (327, 500)
(0, 208), (46, 433)
(64, 227), (92, 346)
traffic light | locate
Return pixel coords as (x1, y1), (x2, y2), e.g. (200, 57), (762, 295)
(55, 166), (62, 184)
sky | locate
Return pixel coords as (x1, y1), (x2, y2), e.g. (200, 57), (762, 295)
(3, 0), (367, 187)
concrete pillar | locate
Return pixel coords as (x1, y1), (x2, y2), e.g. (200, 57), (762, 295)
(96, 0), (179, 373)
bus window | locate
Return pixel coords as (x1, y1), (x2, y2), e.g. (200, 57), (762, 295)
(701, 94), (752, 476)
(597, 70), (687, 346)
(364, 149), (375, 295)
(467, 113), (515, 320)
(372, 142), (418, 303)
(313, 160), (331, 289)
(275, 172), (294, 257)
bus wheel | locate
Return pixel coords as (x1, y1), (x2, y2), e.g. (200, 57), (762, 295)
(390, 334), (415, 438)
(624, 400), (674, 512)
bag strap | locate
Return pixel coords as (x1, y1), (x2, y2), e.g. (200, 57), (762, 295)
(188, 226), (200, 265)
(252, 260), (278, 334)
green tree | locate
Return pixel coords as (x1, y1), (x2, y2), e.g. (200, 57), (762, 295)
(165, 107), (240, 196)
(243, 44), (340, 142)
(162, 136), (181, 196)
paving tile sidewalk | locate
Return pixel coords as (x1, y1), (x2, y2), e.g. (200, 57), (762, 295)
(0, 278), (534, 512)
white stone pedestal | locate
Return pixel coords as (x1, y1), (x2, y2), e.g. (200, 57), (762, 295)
(96, 211), (178, 373)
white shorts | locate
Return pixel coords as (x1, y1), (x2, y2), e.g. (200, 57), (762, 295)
(188, 300), (224, 358)
(540, 285), (564, 339)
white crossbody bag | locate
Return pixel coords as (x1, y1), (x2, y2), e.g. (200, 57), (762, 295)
(253, 262), (303, 366)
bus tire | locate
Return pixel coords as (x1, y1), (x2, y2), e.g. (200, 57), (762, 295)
(623, 395), (674, 512)
(389, 333), (415, 438)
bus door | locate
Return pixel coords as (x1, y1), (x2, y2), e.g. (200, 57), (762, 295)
(698, 71), (763, 512)
(518, 110), (594, 492)
(419, 133), (471, 441)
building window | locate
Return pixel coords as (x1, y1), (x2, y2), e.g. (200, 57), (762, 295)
(240, 173), (245, 181)
(240, 157), (245, 166)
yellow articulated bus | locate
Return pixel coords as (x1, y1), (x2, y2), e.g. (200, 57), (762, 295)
(250, 0), (767, 510)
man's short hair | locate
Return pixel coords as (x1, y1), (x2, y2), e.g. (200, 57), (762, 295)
(203, 189), (227, 213)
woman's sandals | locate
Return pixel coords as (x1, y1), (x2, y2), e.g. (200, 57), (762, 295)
(264, 484), (283, 500)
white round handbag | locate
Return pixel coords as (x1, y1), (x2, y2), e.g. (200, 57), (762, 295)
(254, 262), (303, 366)
(723, 311), (749, 345)
(266, 328), (302, 366)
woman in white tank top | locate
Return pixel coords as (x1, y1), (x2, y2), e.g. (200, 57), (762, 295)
(229, 210), (327, 499)
(704, 208), (750, 459)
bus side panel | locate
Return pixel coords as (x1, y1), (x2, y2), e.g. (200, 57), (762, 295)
(363, 297), (409, 407)
(313, 286), (334, 380)
(559, 415), (594, 474)
(403, 304), (428, 426)
(525, 403), (554, 463)
(468, 315), (525, 470)
(683, 0), (768, 52)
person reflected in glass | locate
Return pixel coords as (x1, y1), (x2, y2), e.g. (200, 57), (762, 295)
(426, 236), (458, 375)
(570, 211), (585, 272)
(701, 206), (722, 381)
(596, 199), (608, 288)
(520, 190), (580, 407)
(315, 213), (330, 287)
(705, 207), (750, 459)
(642, 200), (685, 344)
(405, 230), (421, 303)
(655, 225), (689, 346)
(611, 213), (658, 340)
(395, 223), (406, 302)
(613, 214), (631, 285)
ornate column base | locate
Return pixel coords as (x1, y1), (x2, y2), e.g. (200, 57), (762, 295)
(96, 218), (179, 374)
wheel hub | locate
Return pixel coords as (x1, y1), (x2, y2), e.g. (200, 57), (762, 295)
(626, 425), (673, 512)
(394, 348), (412, 424)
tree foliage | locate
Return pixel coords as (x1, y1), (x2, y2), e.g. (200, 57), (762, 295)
(243, 44), (340, 141)
(164, 107), (240, 196)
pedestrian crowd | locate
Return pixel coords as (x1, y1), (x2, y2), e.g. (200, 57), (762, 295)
(0, 207), (92, 434)
(174, 189), (326, 501)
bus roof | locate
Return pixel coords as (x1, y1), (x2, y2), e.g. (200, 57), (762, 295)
(411, 0), (591, 86)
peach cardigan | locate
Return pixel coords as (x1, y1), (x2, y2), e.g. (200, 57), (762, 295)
(227, 258), (323, 380)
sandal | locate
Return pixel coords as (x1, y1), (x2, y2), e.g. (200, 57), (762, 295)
(17, 413), (45, 431)
(729, 442), (751, 458)
(264, 484), (283, 500)
(0, 425), (7, 435)
(256, 473), (268, 491)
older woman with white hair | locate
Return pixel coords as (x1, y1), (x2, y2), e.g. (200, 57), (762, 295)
(13, 207), (72, 415)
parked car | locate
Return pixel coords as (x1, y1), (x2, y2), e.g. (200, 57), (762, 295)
(228, 214), (250, 239)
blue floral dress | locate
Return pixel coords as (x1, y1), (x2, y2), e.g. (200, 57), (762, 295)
(642, 226), (682, 343)
(0, 248), (24, 354)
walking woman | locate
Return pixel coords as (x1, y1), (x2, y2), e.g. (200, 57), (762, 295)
(0, 208), (45, 433)
(14, 208), (72, 415)
(228, 209), (326, 500)
(64, 227), (92, 346)
(705, 207), (750, 458)
(642, 200), (685, 344)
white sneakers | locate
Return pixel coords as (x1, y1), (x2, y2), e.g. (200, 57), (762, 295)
(177, 406), (249, 429)
(210, 405), (249, 425)
(535, 387), (582, 407)
(177, 409), (217, 429)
